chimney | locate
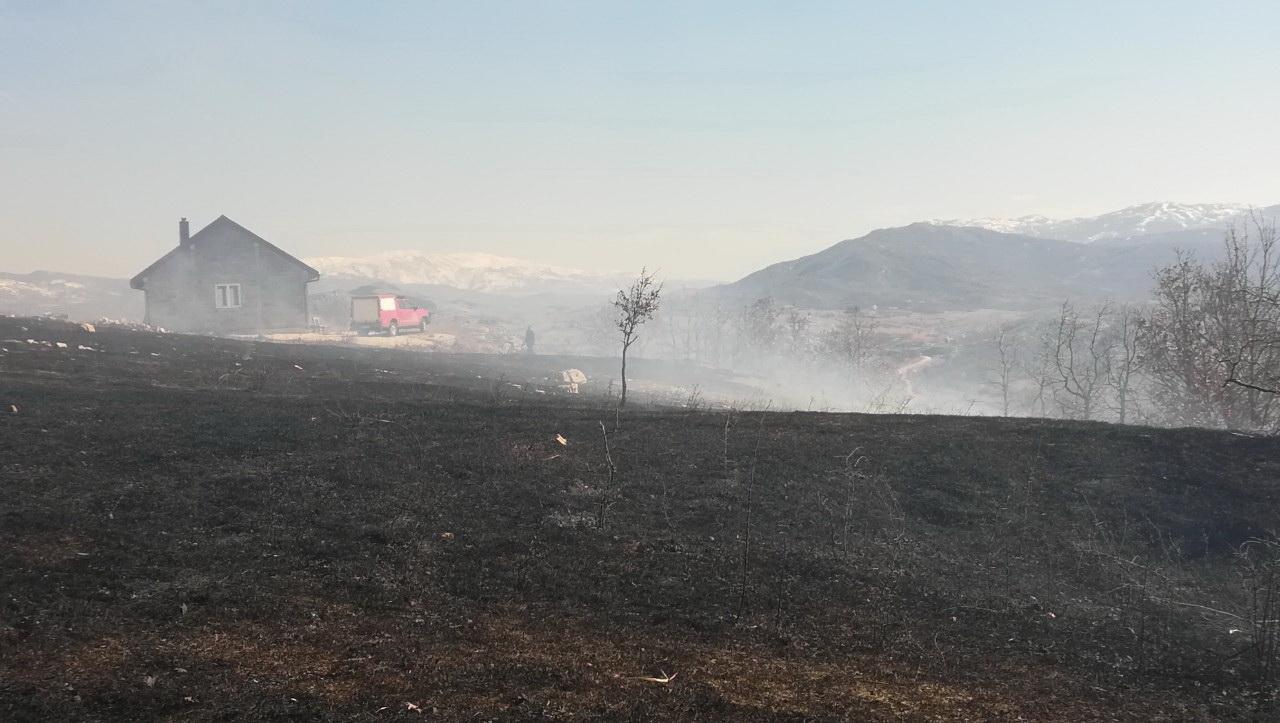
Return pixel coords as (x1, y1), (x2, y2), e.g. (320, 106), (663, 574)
(179, 217), (190, 246)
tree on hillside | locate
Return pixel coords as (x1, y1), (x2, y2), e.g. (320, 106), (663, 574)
(821, 306), (881, 373)
(1022, 323), (1059, 417)
(784, 307), (812, 356)
(1046, 301), (1113, 419)
(738, 296), (783, 361)
(1144, 216), (1280, 430)
(1108, 303), (1144, 424)
(988, 324), (1018, 416)
(655, 296), (699, 361)
(613, 268), (663, 409)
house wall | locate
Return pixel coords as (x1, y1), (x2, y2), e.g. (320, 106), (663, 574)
(140, 223), (311, 333)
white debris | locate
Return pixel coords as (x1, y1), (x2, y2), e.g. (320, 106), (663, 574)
(79, 322), (96, 333)
(560, 368), (587, 393)
(55, 342), (67, 348)
(629, 671), (678, 684)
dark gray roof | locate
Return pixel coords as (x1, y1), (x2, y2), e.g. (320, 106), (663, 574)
(130, 215), (320, 289)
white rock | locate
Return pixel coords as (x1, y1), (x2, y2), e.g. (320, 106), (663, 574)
(561, 369), (588, 384)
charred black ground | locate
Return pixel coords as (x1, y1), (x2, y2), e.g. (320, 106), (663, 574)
(2, 317), (1278, 721)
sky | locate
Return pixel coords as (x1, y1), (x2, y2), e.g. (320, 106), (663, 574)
(3, 1), (1280, 281)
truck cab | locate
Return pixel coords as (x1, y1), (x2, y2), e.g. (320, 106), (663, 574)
(350, 294), (430, 336)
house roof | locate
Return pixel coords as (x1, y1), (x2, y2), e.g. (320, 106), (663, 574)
(130, 215), (321, 289)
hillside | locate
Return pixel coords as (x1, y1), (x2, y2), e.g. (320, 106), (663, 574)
(2, 316), (1278, 721)
(718, 223), (1231, 311)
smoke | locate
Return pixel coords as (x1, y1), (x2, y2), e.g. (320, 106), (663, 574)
(536, 290), (1024, 415)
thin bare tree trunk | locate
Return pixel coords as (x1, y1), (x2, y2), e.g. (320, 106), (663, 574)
(619, 343), (629, 408)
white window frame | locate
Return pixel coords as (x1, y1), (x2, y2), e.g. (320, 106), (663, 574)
(214, 283), (242, 309)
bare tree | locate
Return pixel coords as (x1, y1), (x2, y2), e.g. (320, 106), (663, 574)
(784, 307), (812, 356)
(1021, 327), (1058, 418)
(1047, 301), (1113, 419)
(821, 306), (881, 373)
(1108, 303), (1144, 424)
(1144, 217), (1280, 430)
(612, 268), (663, 409)
(696, 300), (734, 368)
(736, 296), (783, 363)
(651, 295), (700, 362)
(1220, 217), (1280, 410)
(988, 324), (1018, 416)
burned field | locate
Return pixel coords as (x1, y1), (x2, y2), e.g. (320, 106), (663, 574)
(2, 317), (1279, 721)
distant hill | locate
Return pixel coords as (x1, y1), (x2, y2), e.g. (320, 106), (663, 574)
(305, 251), (637, 296)
(0, 271), (141, 321)
(717, 222), (1235, 312)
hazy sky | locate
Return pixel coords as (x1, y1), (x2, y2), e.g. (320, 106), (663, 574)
(3, 1), (1280, 281)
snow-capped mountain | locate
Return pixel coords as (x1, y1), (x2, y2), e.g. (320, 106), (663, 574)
(0, 271), (141, 320)
(305, 251), (634, 295)
(0, 277), (62, 300)
(935, 202), (1276, 243)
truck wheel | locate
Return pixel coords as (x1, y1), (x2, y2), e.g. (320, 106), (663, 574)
(420, 319), (429, 333)
(387, 321), (398, 337)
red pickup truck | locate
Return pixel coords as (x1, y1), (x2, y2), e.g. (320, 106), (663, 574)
(350, 294), (431, 336)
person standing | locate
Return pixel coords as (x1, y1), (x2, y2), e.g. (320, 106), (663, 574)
(524, 326), (536, 354)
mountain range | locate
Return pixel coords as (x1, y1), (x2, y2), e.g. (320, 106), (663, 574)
(934, 201), (1278, 243)
(0, 271), (141, 321)
(716, 202), (1278, 311)
(4, 202), (1276, 320)
(305, 251), (636, 295)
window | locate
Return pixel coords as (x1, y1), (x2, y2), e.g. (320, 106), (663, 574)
(379, 296), (397, 311)
(214, 283), (242, 309)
